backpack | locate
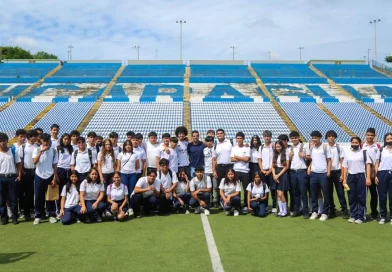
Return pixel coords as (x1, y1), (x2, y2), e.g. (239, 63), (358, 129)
(378, 147), (384, 164)
(158, 169), (173, 180)
(290, 143), (304, 155)
(250, 182), (267, 198)
(10, 145), (17, 164)
(74, 149), (93, 166)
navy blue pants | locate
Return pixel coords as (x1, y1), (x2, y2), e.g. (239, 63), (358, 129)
(34, 175), (56, 219)
(61, 205), (81, 225)
(220, 195), (241, 211)
(190, 192), (211, 209)
(121, 173), (137, 199)
(56, 168), (70, 214)
(84, 200), (106, 216)
(22, 171), (35, 217)
(328, 170), (348, 212)
(310, 172), (330, 215)
(377, 170), (392, 219)
(173, 193), (191, 210)
(263, 172), (276, 209)
(250, 201), (267, 217)
(109, 199), (128, 213)
(290, 169), (307, 213)
(77, 172), (89, 186)
(0, 176), (18, 220)
(237, 172), (250, 206)
(347, 173), (366, 221)
(159, 193), (173, 213)
(130, 193), (160, 215)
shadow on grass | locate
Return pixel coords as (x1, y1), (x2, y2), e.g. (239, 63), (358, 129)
(0, 252), (35, 264)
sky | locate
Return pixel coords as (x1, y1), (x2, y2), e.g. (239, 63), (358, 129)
(0, 0), (391, 62)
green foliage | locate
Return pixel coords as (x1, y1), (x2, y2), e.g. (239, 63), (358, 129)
(0, 46), (57, 60)
(33, 51), (58, 59)
(385, 56), (392, 63)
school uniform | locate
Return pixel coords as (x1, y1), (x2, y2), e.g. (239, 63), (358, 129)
(156, 146), (178, 173)
(146, 141), (160, 172)
(97, 152), (115, 190)
(289, 143), (308, 214)
(376, 147), (392, 220)
(187, 141), (206, 177)
(87, 144), (98, 161)
(213, 139), (233, 204)
(274, 153), (290, 191)
(79, 180), (106, 217)
(173, 180), (191, 210)
(342, 148), (371, 222)
(203, 146), (216, 203)
(14, 143), (25, 215)
(117, 152), (139, 197)
(189, 175), (212, 209)
(362, 143), (380, 219)
(177, 140), (190, 177)
(230, 145), (250, 207)
(130, 177), (161, 216)
(0, 148), (21, 222)
(107, 183), (129, 214)
(259, 144), (276, 209)
(32, 147), (58, 219)
(219, 179), (241, 211)
(60, 184), (81, 225)
(246, 182), (269, 217)
(20, 143), (38, 218)
(249, 147), (261, 183)
(71, 149), (97, 184)
(327, 144), (348, 214)
(51, 138), (59, 149)
(134, 146), (146, 181)
(157, 170), (178, 213)
(57, 147), (72, 196)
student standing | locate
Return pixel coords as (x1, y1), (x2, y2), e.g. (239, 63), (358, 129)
(70, 130), (80, 151)
(203, 136), (216, 205)
(133, 134), (147, 180)
(219, 169), (241, 216)
(106, 172), (128, 221)
(272, 140), (290, 217)
(56, 133), (73, 216)
(247, 171), (269, 218)
(189, 167), (212, 215)
(175, 126), (190, 177)
(98, 139), (116, 189)
(156, 133), (171, 171)
(70, 137), (97, 184)
(59, 171), (81, 225)
(13, 128), (26, 217)
(146, 131), (160, 172)
(108, 132), (122, 158)
(249, 135), (262, 184)
(116, 140), (139, 199)
(258, 130), (275, 212)
(50, 124), (60, 148)
(187, 130), (206, 177)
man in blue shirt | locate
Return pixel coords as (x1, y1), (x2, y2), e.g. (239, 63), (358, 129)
(187, 131), (206, 178)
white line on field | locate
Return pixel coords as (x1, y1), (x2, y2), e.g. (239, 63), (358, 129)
(200, 213), (225, 272)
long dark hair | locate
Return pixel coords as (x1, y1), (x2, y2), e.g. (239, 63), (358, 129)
(58, 133), (73, 154)
(250, 135), (261, 150)
(224, 168), (238, 185)
(101, 139), (115, 166)
(177, 169), (188, 182)
(273, 140), (287, 167)
(122, 140), (133, 154)
(66, 170), (79, 194)
(383, 133), (392, 147)
(86, 168), (100, 184)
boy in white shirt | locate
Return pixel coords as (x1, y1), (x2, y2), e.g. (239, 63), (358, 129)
(203, 136), (216, 205)
(189, 167), (212, 215)
(146, 131), (160, 172)
(133, 134), (147, 180)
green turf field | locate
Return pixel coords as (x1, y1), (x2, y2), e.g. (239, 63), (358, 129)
(0, 208), (390, 272)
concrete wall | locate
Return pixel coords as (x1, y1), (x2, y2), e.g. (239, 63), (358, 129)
(309, 60), (367, 65)
(250, 60), (304, 64)
(66, 60), (122, 63)
(189, 60), (245, 65)
(127, 60), (184, 65)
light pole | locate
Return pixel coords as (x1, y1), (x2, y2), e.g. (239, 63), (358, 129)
(133, 45), (140, 60)
(176, 20), (186, 60)
(268, 51), (271, 60)
(370, 19), (381, 60)
(155, 49), (158, 60)
(298, 46), (304, 61)
(68, 45), (74, 60)
(67, 50), (70, 60)
(230, 46), (237, 60)
(367, 48), (371, 64)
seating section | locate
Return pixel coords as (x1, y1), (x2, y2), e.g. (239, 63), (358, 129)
(305, 85), (333, 98)
(82, 103), (183, 141)
(33, 102), (94, 133)
(0, 102), (50, 139)
(365, 103), (392, 122)
(251, 64), (326, 84)
(28, 84), (106, 97)
(117, 65), (185, 83)
(279, 102), (351, 142)
(191, 103), (290, 142)
(0, 85), (29, 97)
(190, 65), (255, 83)
(323, 102), (392, 138)
(374, 86), (392, 98)
(46, 63), (121, 83)
(266, 85), (312, 98)
(0, 63), (58, 83)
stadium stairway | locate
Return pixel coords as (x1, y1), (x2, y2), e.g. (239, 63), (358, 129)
(372, 65), (392, 78)
(77, 65), (126, 132)
(183, 66), (191, 133)
(309, 62), (392, 129)
(317, 103), (356, 137)
(248, 66), (305, 141)
(0, 64), (62, 112)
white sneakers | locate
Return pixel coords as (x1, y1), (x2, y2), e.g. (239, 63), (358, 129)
(194, 207), (201, 214)
(128, 208), (134, 216)
(185, 210), (190, 215)
(348, 218), (364, 224)
(348, 218), (355, 223)
(242, 207), (248, 214)
(204, 209), (210, 216)
(225, 211), (231, 216)
(319, 214), (328, 221)
(33, 218), (41, 225)
(354, 219), (363, 224)
(379, 218), (386, 225)
(272, 208), (277, 214)
(310, 212), (318, 220)
(49, 217), (57, 224)
(233, 210), (239, 217)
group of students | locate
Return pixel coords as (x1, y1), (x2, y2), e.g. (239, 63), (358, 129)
(0, 124), (391, 226)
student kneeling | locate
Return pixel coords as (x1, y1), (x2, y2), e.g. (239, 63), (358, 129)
(189, 167), (212, 216)
(219, 169), (241, 216)
(247, 171), (269, 217)
(107, 172), (128, 221)
(59, 171), (81, 225)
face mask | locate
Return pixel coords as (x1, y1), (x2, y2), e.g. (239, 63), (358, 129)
(386, 141), (392, 146)
(351, 145), (359, 150)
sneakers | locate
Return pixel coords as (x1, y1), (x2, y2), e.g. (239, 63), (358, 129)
(33, 218), (41, 225)
(279, 213), (288, 217)
(12, 219), (19, 225)
(85, 216), (91, 223)
(128, 208), (134, 216)
(342, 210), (349, 219)
(105, 210), (112, 217)
(319, 214), (328, 221)
(303, 213), (310, 219)
(7, 207), (12, 218)
(354, 219), (363, 224)
(379, 218), (386, 225)
(19, 214), (25, 220)
(1, 218), (8, 225)
(194, 207), (201, 214)
(233, 210), (239, 217)
(225, 211), (231, 216)
(204, 209), (210, 216)
(96, 215), (103, 223)
(310, 212), (318, 220)
(49, 217), (57, 224)
(272, 208), (277, 214)
(348, 218), (355, 223)
(329, 210), (336, 219)
(242, 207), (248, 214)
(76, 218), (81, 223)
(185, 210), (190, 215)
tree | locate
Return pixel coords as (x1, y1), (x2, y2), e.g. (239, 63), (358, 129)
(33, 51), (58, 59)
(386, 56), (392, 63)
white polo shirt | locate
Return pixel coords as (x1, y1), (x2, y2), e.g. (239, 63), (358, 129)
(156, 145), (171, 160)
(308, 144), (331, 174)
(259, 144), (273, 170)
(290, 144), (307, 170)
(57, 148), (72, 169)
(71, 149), (97, 174)
(0, 148), (21, 174)
(175, 181), (188, 197)
(33, 147), (58, 179)
(203, 147), (215, 174)
(97, 152), (115, 174)
(362, 143), (380, 166)
(327, 144), (344, 171)
(132, 177), (161, 198)
(213, 139), (232, 165)
(61, 185), (79, 208)
(176, 140), (189, 167)
(219, 179), (241, 197)
(342, 149), (371, 175)
(250, 147), (260, 163)
(377, 147), (392, 171)
(117, 152), (138, 174)
(146, 141), (160, 168)
(276, 152), (290, 168)
(80, 180), (104, 201)
(87, 144), (98, 161)
(230, 146), (250, 173)
(158, 170), (179, 190)
(107, 183), (128, 201)
(246, 182), (269, 198)
(190, 175), (212, 191)
(51, 138), (59, 149)
(134, 146), (146, 174)
(71, 143), (78, 151)
(22, 143), (38, 169)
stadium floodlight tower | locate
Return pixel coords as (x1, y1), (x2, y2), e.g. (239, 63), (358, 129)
(176, 20), (186, 60)
(133, 45), (140, 60)
(370, 19), (381, 60)
(230, 46), (237, 60)
(155, 49), (158, 60)
(68, 45), (74, 60)
(298, 46), (304, 61)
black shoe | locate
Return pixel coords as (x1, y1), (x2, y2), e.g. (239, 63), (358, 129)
(12, 219), (19, 225)
(342, 210), (349, 219)
(290, 211), (299, 217)
(303, 213), (310, 219)
(371, 215), (379, 221)
(329, 210), (337, 218)
(1, 218), (8, 225)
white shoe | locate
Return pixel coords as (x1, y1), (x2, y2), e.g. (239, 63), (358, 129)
(76, 218), (81, 223)
(204, 209), (210, 216)
(354, 219), (363, 224)
(185, 210), (190, 215)
(310, 212), (318, 220)
(348, 218), (355, 223)
(379, 218), (386, 225)
(49, 217), (57, 224)
(233, 210), (239, 217)
(278, 212), (283, 216)
(225, 211), (231, 216)
(33, 218), (41, 225)
(7, 207), (12, 218)
(194, 207), (201, 214)
(319, 214), (328, 221)
(272, 208), (277, 213)
(105, 210), (112, 217)
(242, 207), (248, 214)
(128, 208), (134, 216)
